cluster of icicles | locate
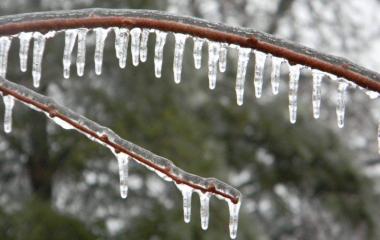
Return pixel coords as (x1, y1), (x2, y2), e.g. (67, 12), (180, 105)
(0, 26), (380, 238)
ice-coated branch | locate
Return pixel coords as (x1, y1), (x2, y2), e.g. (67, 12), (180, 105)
(0, 8), (379, 93)
(0, 76), (242, 238)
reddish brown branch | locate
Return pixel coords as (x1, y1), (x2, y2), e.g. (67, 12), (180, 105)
(0, 76), (240, 204)
(0, 9), (379, 92)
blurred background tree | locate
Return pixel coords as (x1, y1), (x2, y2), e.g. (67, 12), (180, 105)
(0, 0), (380, 239)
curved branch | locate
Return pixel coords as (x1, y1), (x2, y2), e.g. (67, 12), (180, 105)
(0, 8), (379, 92)
(0, 76), (241, 204)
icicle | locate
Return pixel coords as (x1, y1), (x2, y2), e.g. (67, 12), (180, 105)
(130, 28), (141, 67)
(199, 192), (210, 230)
(193, 37), (204, 69)
(336, 79), (348, 128)
(235, 47), (251, 106)
(154, 30), (167, 78)
(177, 184), (193, 223)
(219, 43), (228, 72)
(94, 28), (109, 75)
(228, 200), (241, 239)
(288, 64), (301, 124)
(253, 50), (267, 98)
(62, 29), (78, 79)
(32, 32), (47, 88)
(173, 33), (187, 84)
(76, 28), (88, 77)
(3, 95), (15, 134)
(116, 152), (129, 199)
(140, 28), (149, 62)
(208, 41), (220, 89)
(114, 28), (129, 69)
(0, 36), (11, 78)
(270, 56), (284, 95)
(18, 32), (33, 72)
(312, 70), (324, 119)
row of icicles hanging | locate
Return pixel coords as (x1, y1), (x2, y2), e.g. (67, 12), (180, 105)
(0, 26), (379, 239)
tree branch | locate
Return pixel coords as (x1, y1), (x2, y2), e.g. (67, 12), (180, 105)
(0, 8), (379, 92)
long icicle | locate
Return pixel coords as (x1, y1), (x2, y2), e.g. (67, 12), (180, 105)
(228, 200), (241, 239)
(177, 184), (193, 223)
(336, 79), (348, 128)
(32, 32), (48, 88)
(199, 192), (210, 230)
(116, 152), (129, 199)
(219, 43), (228, 72)
(3, 95), (15, 134)
(208, 41), (220, 89)
(0, 36), (11, 78)
(173, 33), (187, 84)
(312, 69), (324, 119)
(94, 28), (109, 75)
(288, 64), (301, 124)
(76, 28), (88, 77)
(140, 28), (149, 63)
(18, 32), (33, 73)
(270, 56), (284, 95)
(154, 30), (167, 78)
(114, 27), (129, 69)
(63, 29), (78, 79)
(253, 50), (267, 98)
(193, 37), (204, 69)
(130, 28), (141, 66)
(235, 47), (251, 106)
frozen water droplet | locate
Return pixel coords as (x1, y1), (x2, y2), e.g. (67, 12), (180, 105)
(63, 29), (78, 79)
(173, 33), (187, 84)
(130, 28), (141, 67)
(336, 79), (348, 128)
(271, 56), (284, 95)
(114, 27), (129, 69)
(32, 32), (47, 88)
(0, 36), (11, 78)
(94, 28), (109, 75)
(154, 30), (167, 78)
(253, 50), (267, 98)
(288, 64), (301, 124)
(312, 70), (324, 119)
(199, 192), (210, 230)
(193, 37), (204, 69)
(208, 41), (220, 89)
(51, 117), (73, 130)
(228, 200), (241, 239)
(235, 47), (251, 106)
(219, 43), (228, 72)
(76, 28), (88, 77)
(3, 95), (15, 134)
(19, 32), (33, 73)
(116, 152), (129, 199)
(365, 90), (379, 99)
(176, 183), (193, 223)
(140, 28), (149, 62)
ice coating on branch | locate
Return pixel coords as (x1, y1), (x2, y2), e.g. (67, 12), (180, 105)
(154, 30), (167, 78)
(253, 50), (267, 98)
(193, 37), (204, 69)
(130, 28), (141, 66)
(0, 36), (11, 78)
(3, 95), (14, 134)
(140, 28), (150, 62)
(228, 200), (241, 239)
(114, 27), (129, 69)
(288, 64), (301, 124)
(173, 33), (187, 84)
(199, 192), (210, 230)
(63, 29), (78, 79)
(94, 28), (109, 75)
(176, 183), (193, 223)
(312, 70), (324, 119)
(271, 56), (284, 95)
(50, 117), (73, 130)
(18, 32), (33, 72)
(76, 28), (88, 77)
(219, 43), (228, 72)
(336, 79), (348, 128)
(235, 47), (251, 106)
(115, 152), (129, 199)
(32, 32), (49, 88)
(208, 41), (220, 89)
